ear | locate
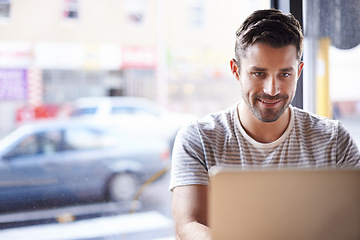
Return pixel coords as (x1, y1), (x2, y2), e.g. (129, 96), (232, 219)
(297, 61), (304, 79)
(230, 58), (240, 80)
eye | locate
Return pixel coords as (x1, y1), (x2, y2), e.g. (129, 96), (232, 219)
(280, 72), (291, 78)
(253, 72), (266, 77)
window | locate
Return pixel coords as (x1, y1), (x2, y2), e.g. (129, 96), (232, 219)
(6, 134), (38, 158)
(4, 130), (64, 159)
(188, 0), (205, 29)
(0, 0), (10, 19)
(40, 131), (63, 155)
(304, 0), (360, 146)
(64, 127), (117, 150)
(71, 107), (97, 116)
(63, 0), (79, 19)
(111, 106), (159, 117)
(125, 0), (145, 26)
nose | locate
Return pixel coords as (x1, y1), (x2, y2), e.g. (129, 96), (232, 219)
(263, 75), (280, 96)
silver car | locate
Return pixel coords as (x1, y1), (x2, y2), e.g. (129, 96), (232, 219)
(0, 119), (170, 213)
(70, 96), (197, 144)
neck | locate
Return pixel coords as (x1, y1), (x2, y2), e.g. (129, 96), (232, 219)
(238, 102), (291, 143)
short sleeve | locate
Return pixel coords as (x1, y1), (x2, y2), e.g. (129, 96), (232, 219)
(336, 122), (360, 167)
(169, 123), (210, 191)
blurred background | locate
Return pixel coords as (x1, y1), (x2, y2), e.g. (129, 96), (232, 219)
(0, 0), (268, 137)
(0, 0), (359, 239)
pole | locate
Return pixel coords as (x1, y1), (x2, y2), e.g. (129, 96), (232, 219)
(156, 0), (168, 107)
(316, 37), (332, 118)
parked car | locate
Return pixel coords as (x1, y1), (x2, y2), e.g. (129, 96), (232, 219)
(0, 119), (170, 213)
(69, 96), (197, 145)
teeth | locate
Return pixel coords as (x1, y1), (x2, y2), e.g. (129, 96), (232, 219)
(260, 99), (280, 104)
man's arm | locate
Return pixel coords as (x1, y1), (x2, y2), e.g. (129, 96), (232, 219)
(172, 184), (211, 240)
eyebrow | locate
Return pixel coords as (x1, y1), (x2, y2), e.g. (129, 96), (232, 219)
(250, 66), (267, 71)
(279, 67), (295, 72)
(250, 66), (295, 72)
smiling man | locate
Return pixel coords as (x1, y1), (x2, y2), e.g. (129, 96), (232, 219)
(231, 42), (303, 143)
(170, 9), (360, 239)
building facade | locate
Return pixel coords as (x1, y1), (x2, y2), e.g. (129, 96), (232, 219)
(0, 0), (268, 135)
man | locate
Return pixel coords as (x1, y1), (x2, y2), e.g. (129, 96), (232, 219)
(170, 9), (360, 239)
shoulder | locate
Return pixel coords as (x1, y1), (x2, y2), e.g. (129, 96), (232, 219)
(291, 106), (342, 133)
(291, 106), (359, 155)
(290, 106), (360, 166)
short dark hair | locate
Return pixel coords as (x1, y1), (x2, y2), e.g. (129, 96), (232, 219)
(235, 9), (303, 63)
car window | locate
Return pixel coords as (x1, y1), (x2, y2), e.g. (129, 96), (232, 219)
(4, 130), (64, 159)
(64, 127), (117, 150)
(71, 107), (98, 116)
(111, 106), (159, 117)
(5, 134), (38, 159)
(39, 130), (63, 155)
(111, 106), (134, 115)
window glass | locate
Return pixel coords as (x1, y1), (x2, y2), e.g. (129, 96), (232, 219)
(40, 130), (63, 155)
(0, 0), (10, 19)
(0, 0), (272, 239)
(125, 0), (145, 26)
(43, 70), (105, 102)
(188, 0), (205, 29)
(4, 130), (63, 159)
(65, 128), (103, 150)
(6, 134), (38, 158)
(64, 127), (117, 150)
(304, 0), (360, 146)
(111, 106), (158, 117)
(71, 107), (97, 116)
(63, 0), (79, 19)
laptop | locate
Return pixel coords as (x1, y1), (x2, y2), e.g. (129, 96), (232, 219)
(208, 166), (360, 240)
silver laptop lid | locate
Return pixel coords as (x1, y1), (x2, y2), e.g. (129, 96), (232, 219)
(209, 166), (360, 240)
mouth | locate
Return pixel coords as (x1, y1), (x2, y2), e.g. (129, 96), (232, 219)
(258, 98), (282, 105)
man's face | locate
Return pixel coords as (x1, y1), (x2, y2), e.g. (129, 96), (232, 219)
(232, 42), (304, 122)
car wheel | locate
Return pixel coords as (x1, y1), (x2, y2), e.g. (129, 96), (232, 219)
(107, 172), (139, 202)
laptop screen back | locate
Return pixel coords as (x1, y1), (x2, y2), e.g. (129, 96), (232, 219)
(209, 167), (360, 240)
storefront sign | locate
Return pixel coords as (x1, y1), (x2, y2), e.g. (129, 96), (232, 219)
(34, 42), (84, 69)
(0, 42), (32, 68)
(0, 69), (27, 101)
(83, 44), (122, 70)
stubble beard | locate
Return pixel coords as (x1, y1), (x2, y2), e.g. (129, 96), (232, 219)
(242, 92), (292, 123)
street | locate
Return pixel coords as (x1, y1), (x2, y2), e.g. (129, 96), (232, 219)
(0, 211), (174, 240)
(0, 172), (174, 240)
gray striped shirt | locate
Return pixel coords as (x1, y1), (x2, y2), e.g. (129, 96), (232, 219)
(170, 104), (360, 190)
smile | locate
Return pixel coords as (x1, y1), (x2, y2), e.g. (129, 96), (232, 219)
(259, 99), (281, 104)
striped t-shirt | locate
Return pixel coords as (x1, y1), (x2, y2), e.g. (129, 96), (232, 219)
(169, 104), (360, 190)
